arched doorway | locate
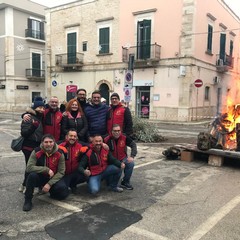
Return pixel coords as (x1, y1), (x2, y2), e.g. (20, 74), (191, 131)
(99, 83), (109, 105)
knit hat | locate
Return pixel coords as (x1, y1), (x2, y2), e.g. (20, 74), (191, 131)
(32, 96), (45, 109)
(111, 93), (120, 100)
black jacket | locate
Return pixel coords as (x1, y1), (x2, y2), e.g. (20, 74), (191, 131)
(61, 111), (88, 141)
(21, 108), (43, 148)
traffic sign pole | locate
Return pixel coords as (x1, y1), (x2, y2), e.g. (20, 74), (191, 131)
(194, 79), (203, 120)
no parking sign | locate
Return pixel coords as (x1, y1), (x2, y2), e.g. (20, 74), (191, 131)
(124, 87), (131, 102)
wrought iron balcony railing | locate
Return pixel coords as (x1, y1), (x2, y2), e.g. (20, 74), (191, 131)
(26, 69), (45, 80)
(216, 54), (234, 72)
(25, 29), (45, 41)
(122, 43), (161, 63)
(55, 53), (84, 67)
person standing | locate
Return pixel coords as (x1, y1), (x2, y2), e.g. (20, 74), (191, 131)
(104, 124), (137, 190)
(43, 96), (63, 141)
(107, 93), (133, 137)
(19, 97), (45, 193)
(59, 129), (88, 193)
(84, 90), (109, 139)
(23, 134), (68, 211)
(76, 88), (89, 111)
(78, 135), (125, 195)
(61, 99), (88, 142)
(23, 96), (63, 142)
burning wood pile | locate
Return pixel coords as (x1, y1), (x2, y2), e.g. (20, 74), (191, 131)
(208, 104), (240, 151)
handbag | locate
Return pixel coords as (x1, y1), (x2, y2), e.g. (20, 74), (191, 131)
(11, 136), (24, 152)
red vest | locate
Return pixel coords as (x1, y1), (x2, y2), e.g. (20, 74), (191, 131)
(35, 147), (62, 174)
(107, 104), (125, 134)
(43, 109), (62, 141)
(86, 148), (109, 176)
(104, 134), (127, 161)
(59, 141), (83, 175)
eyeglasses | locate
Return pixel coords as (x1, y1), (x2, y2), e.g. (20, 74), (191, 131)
(112, 130), (121, 132)
(111, 98), (118, 100)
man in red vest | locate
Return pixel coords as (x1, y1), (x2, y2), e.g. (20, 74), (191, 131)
(104, 124), (137, 190)
(107, 93), (133, 137)
(43, 96), (63, 141)
(23, 96), (63, 141)
(23, 134), (68, 211)
(78, 135), (125, 195)
(59, 129), (88, 193)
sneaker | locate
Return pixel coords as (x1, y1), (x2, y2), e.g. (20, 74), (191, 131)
(22, 199), (32, 212)
(18, 184), (25, 193)
(111, 187), (124, 193)
(121, 181), (133, 190)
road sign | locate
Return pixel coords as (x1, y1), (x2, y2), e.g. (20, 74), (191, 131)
(194, 79), (203, 88)
(125, 72), (132, 82)
(52, 80), (57, 87)
(125, 71), (133, 89)
(124, 87), (131, 102)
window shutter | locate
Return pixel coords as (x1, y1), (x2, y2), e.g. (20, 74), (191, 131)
(40, 22), (44, 40)
(99, 27), (109, 54)
(67, 32), (77, 64)
(207, 25), (213, 52)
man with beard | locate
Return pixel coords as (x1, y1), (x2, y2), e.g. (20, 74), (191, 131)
(78, 135), (125, 195)
(23, 134), (68, 211)
(76, 88), (90, 111)
(104, 124), (137, 190)
(59, 129), (88, 193)
(84, 91), (109, 139)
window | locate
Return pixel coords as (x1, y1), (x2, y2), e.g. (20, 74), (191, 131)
(32, 53), (41, 77)
(99, 27), (109, 54)
(82, 41), (87, 52)
(67, 32), (77, 64)
(26, 18), (44, 40)
(137, 19), (151, 59)
(230, 40), (233, 56)
(207, 24), (213, 53)
(204, 86), (210, 101)
(219, 33), (226, 61)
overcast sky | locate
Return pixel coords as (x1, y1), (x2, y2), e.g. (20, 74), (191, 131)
(31, 0), (240, 17)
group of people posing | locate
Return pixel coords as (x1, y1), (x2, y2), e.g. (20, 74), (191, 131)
(19, 89), (137, 212)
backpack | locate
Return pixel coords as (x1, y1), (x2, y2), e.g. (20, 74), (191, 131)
(162, 147), (181, 160)
(197, 132), (212, 150)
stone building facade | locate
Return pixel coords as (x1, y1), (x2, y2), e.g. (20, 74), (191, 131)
(0, 0), (46, 111)
(46, 0), (240, 121)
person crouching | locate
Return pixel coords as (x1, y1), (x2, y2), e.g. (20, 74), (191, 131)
(22, 134), (69, 211)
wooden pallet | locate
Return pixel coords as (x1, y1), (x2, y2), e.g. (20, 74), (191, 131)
(174, 144), (240, 167)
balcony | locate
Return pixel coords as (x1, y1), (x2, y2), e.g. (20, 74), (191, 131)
(25, 29), (45, 41)
(216, 54), (234, 73)
(55, 53), (84, 71)
(122, 43), (161, 68)
(26, 69), (45, 80)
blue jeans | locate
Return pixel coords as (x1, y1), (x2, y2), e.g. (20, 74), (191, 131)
(88, 165), (121, 194)
(122, 157), (135, 183)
